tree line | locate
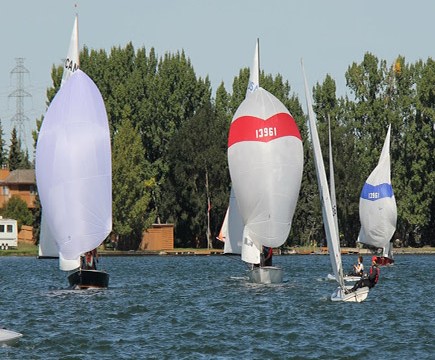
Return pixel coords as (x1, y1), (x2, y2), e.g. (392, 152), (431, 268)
(25, 43), (433, 249)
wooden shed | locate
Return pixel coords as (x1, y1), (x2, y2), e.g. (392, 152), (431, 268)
(140, 224), (174, 251)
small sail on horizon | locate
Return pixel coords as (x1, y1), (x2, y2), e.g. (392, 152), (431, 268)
(357, 125), (397, 250)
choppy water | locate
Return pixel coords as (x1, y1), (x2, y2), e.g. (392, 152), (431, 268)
(0, 254), (433, 359)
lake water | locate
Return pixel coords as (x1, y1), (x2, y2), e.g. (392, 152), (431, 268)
(0, 254), (433, 359)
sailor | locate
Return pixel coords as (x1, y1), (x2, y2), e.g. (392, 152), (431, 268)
(262, 246), (273, 266)
(83, 249), (98, 270)
(348, 256), (380, 292)
(349, 256), (364, 276)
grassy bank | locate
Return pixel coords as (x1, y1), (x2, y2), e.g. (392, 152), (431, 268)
(0, 242), (38, 256)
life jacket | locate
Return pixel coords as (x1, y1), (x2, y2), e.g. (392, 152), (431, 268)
(369, 266), (380, 284)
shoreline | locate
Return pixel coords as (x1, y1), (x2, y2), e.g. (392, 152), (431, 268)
(1, 245), (435, 257)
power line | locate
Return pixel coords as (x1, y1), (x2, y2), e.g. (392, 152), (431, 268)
(8, 58), (32, 150)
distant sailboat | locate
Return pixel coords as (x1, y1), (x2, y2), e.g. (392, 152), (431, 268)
(227, 39), (304, 284)
(35, 69), (112, 289)
(38, 14), (80, 265)
(357, 125), (397, 266)
(302, 61), (368, 302)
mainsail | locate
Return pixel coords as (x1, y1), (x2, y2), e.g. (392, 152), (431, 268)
(219, 188), (244, 255)
(357, 125), (397, 249)
(302, 62), (345, 289)
(35, 70), (112, 262)
(61, 14), (79, 86)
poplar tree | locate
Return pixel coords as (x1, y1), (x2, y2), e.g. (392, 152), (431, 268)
(112, 117), (156, 250)
(8, 128), (21, 171)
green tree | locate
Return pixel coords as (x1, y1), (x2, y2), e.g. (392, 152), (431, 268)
(8, 127), (21, 171)
(1, 196), (33, 231)
(0, 119), (7, 167)
(162, 103), (229, 247)
(112, 117), (156, 250)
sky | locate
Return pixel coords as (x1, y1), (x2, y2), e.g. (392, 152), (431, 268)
(1, 0), (435, 156)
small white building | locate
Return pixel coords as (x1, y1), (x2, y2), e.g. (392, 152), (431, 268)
(0, 217), (18, 249)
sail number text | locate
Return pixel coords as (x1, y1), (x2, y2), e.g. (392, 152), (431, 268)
(368, 192), (380, 199)
(255, 127), (277, 138)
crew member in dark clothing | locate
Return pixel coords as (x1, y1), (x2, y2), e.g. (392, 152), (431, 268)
(349, 256), (380, 292)
(262, 246), (273, 266)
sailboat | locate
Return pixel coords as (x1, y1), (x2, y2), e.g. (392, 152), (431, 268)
(35, 69), (112, 289)
(227, 39), (304, 284)
(357, 125), (397, 266)
(0, 328), (22, 346)
(302, 62), (368, 302)
(38, 14), (80, 262)
(326, 117), (360, 283)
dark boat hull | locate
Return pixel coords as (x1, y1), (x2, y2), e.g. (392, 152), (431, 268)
(68, 269), (109, 289)
(374, 256), (394, 266)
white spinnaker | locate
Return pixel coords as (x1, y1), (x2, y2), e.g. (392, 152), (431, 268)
(302, 62), (344, 288)
(39, 15), (81, 267)
(35, 70), (112, 262)
(358, 125), (397, 248)
(228, 88), (303, 249)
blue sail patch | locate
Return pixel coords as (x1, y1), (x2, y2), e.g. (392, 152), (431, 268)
(360, 183), (394, 201)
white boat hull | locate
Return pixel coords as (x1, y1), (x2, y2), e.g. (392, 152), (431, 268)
(248, 266), (283, 284)
(331, 286), (369, 302)
(0, 328), (22, 346)
(327, 273), (361, 282)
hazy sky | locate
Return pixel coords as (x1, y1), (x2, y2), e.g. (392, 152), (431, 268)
(1, 0), (435, 154)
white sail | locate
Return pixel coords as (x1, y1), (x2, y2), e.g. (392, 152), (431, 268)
(222, 189), (244, 254)
(241, 228), (261, 264)
(302, 62), (345, 289)
(38, 214), (58, 258)
(357, 125), (397, 249)
(246, 38), (260, 95)
(228, 41), (303, 254)
(61, 14), (79, 86)
(39, 14), (80, 262)
(328, 116), (339, 235)
(59, 253), (81, 271)
(35, 70), (112, 263)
